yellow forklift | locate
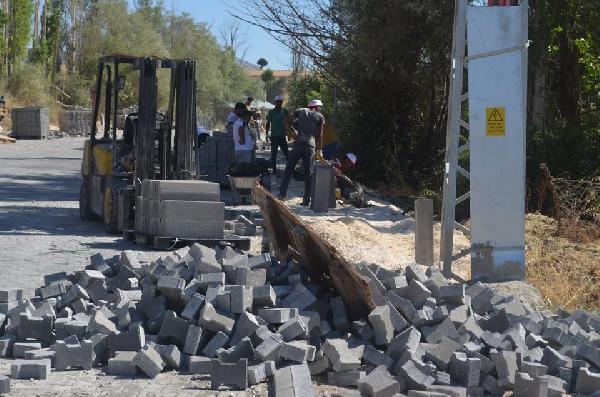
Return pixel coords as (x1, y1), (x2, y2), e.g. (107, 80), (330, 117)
(79, 55), (197, 233)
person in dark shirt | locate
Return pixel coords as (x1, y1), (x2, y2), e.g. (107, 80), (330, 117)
(265, 95), (290, 173)
(278, 99), (325, 205)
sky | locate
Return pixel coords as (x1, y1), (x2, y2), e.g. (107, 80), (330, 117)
(147, 0), (291, 70)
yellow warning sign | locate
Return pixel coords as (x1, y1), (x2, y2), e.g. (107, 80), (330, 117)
(486, 107), (505, 136)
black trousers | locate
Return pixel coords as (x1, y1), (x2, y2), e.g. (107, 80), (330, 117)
(270, 135), (289, 171)
(279, 141), (315, 203)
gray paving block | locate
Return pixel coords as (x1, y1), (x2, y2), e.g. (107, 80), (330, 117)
(369, 305), (395, 345)
(0, 374), (9, 394)
(363, 344), (394, 370)
(397, 358), (435, 391)
(423, 336), (461, 371)
(236, 267), (267, 287)
(278, 316), (308, 342)
(198, 272), (226, 290)
(187, 356), (212, 374)
(156, 276), (186, 303)
(386, 290), (417, 322)
(229, 285), (253, 314)
(54, 339), (93, 370)
(449, 351), (480, 387)
(253, 284), (277, 307)
(11, 358), (51, 379)
(255, 333), (284, 361)
(107, 351), (138, 376)
(210, 358), (248, 390)
(0, 288), (23, 303)
(280, 283), (316, 310)
(148, 342), (181, 370)
(88, 310), (118, 335)
(273, 363), (315, 397)
(491, 350), (518, 388)
(13, 342), (42, 358)
(189, 244), (222, 274)
(132, 345), (165, 378)
(321, 338), (361, 372)
(158, 310), (189, 346)
(280, 340), (313, 363)
(109, 323), (145, 356)
(387, 326), (421, 360)
(199, 303), (235, 334)
(308, 355), (330, 375)
(258, 308), (299, 324)
(514, 372), (550, 397)
(404, 279), (432, 309)
(575, 366), (600, 394)
(217, 336), (254, 363)
(39, 283), (67, 300)
(358, 365), (401, 397)
(422, 317), (460, 343)
(181, 293), (205, 321)
(330, 296), (350, 332)
(328, 370), (366, 387)
(18, 313), (54, 346)
(202, 331), (229, 358)
(183, 325), (205, 355)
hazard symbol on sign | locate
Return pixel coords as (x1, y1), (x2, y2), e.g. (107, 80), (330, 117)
(486, 107), (505, 136)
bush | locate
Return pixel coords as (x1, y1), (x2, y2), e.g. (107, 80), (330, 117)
(4, 62), (52, 107)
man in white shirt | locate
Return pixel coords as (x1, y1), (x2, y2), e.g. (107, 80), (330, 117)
(226, 103), (247, 133)
(233, 110), (255, 163)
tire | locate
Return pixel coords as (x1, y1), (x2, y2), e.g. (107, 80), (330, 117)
(79, 182), (94, 221)
(103, 185), (120, 234)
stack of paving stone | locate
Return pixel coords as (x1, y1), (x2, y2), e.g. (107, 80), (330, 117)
(135, 180), (224, 239)
(197, 131), (235, 185)
(58, 108), (93, 136)
(0, 246), (599, 397)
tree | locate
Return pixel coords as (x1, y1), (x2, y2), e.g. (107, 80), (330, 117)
(257, 57), (268, 69)
(7, 0), (35, 76)
(219, 19), (249, 60)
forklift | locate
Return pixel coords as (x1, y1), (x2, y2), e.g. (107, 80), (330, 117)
(79, 55), (197, 233)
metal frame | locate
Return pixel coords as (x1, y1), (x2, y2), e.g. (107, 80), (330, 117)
(440, 1), (529, 277)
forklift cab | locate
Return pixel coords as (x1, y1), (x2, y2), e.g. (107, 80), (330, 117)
(80, 55), (197, 233)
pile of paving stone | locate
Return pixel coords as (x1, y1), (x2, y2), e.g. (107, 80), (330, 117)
(0, 244), (599, 397)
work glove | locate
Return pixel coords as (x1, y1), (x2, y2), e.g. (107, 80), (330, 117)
(316, 150), (324, 161)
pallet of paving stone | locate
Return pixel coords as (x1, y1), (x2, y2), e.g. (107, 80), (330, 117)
(252, 181), (376, 319)
(132, 231), (251, 251)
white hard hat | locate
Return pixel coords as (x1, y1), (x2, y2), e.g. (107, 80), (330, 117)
(346, 153), (357, 164)
(308, 99), (323, 107)
(274, 95), (284, 101)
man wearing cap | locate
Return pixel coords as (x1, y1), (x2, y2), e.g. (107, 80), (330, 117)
(278, 99), (326, 205)
(333, 153), (358, 198)
(265, 95), (290, 174)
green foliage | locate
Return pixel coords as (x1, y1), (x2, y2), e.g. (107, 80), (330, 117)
(8, 0), (35, 67)
(4, 62), (52, 106)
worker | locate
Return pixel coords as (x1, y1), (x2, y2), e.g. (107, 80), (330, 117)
(226, 102), (247, 133)
(265, 95), (289, 174)
(245, 97), (254, 109)
(278, 99), (325, 205)
(333, 152), (358, 198)
(232, 110), (255, 163)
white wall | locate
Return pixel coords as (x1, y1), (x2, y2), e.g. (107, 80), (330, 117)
(467, 5), (527, 281)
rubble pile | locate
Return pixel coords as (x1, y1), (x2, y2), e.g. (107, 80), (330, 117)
(0, 244), (599, 396)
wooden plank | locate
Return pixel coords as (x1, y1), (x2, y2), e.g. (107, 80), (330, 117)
(253, 182), (376, 319)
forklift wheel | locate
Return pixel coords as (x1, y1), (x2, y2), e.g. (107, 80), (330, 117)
(79, 183), (95, 221)
(103, 186), (120, 234)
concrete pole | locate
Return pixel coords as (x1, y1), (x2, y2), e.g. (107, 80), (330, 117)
(415, 198), (434, 267)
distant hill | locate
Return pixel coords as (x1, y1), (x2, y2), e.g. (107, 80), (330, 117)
(237, 58), (260, 70)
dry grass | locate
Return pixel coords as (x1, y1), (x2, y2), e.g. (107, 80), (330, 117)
(526, 213), (600, 312)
